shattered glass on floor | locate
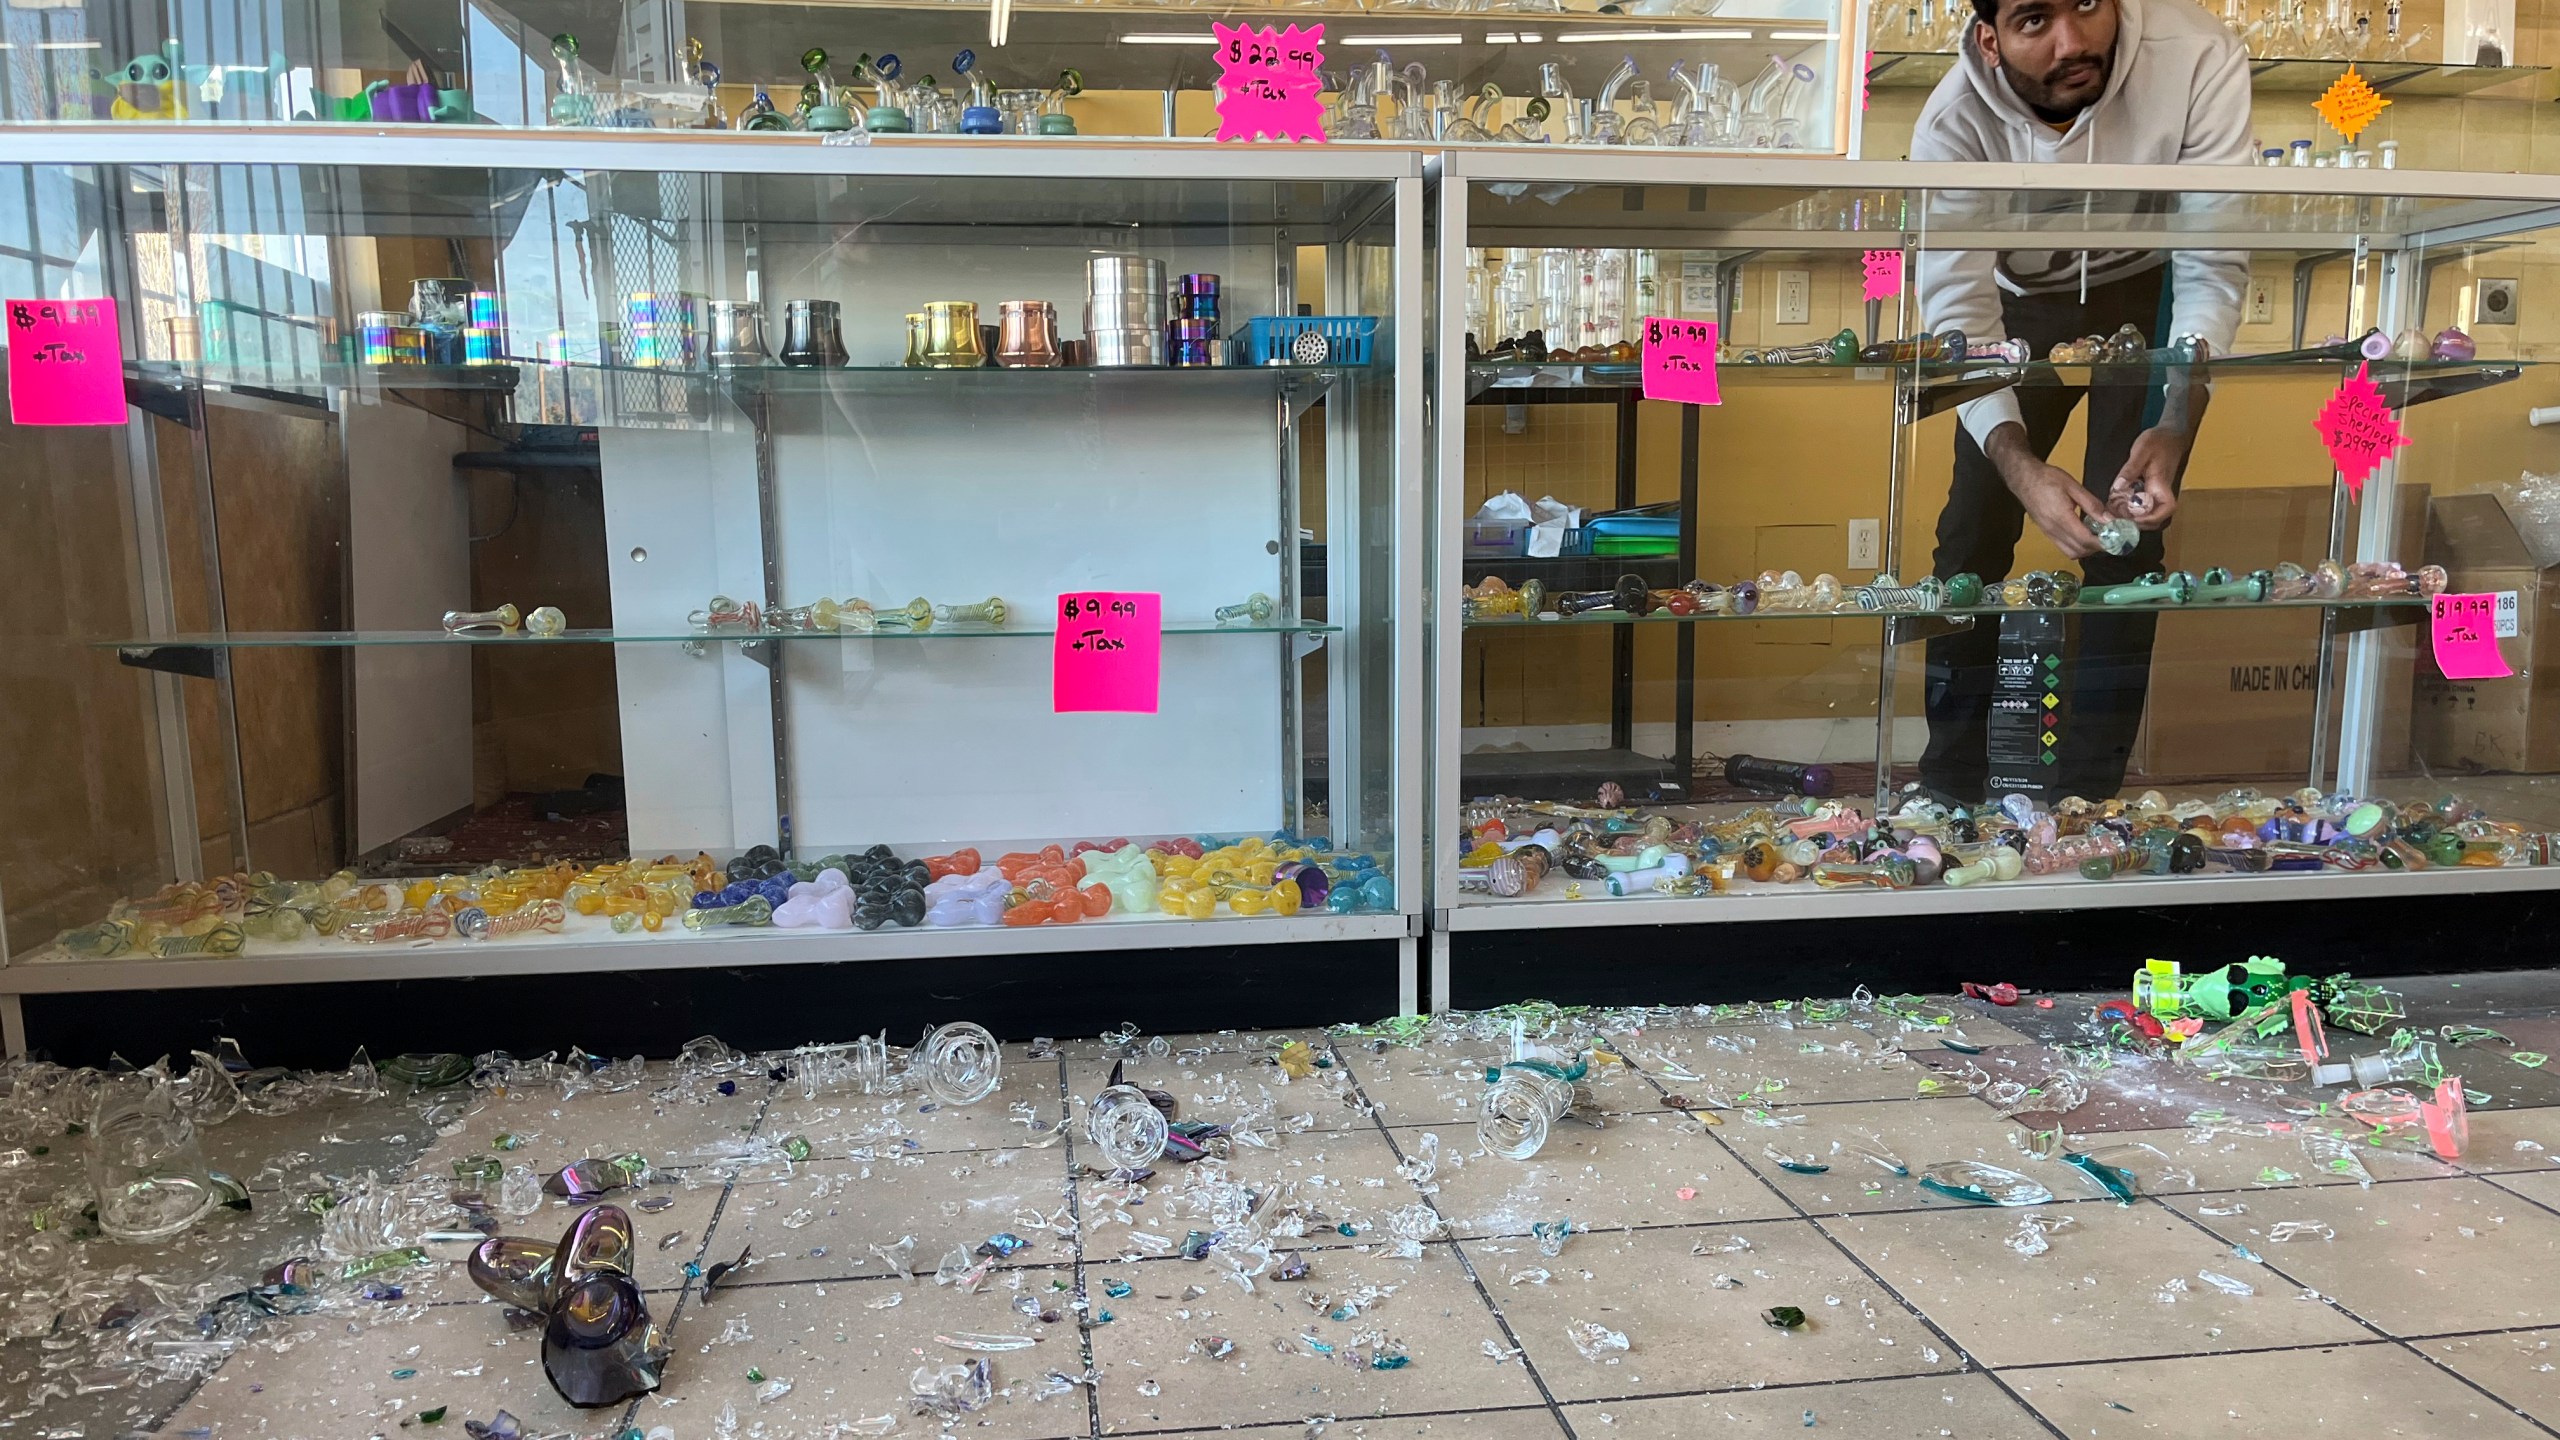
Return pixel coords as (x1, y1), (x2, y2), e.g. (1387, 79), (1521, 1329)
(18, 973), (2560, 1438)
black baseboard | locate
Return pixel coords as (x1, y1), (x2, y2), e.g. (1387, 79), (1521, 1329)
(1441, 887), (2560, 1012)
(21, 938), (1405, 1070)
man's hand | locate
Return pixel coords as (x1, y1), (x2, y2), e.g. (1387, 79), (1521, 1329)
(1986, 423), (2105, 559)
(2108, 425), (2190, 530)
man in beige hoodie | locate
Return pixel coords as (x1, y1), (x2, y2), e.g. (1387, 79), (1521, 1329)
(1910, 0), (2252, 803)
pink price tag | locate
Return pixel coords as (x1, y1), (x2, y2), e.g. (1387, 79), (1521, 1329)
(1860, 249), (1903, 303)
(1639, 316), (1720, 406)
(1054, 592), (1162, 714)
(1212, 23), (1325, 143)
(8, 297), (126, 426)
(2430, 592), (2512, 681)
(2312, 360), (2409, 499)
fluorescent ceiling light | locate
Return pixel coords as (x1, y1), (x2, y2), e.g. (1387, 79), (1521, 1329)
(1118, 31), (1215, 43)
(38, 40), (102, 50)
(1485, 30), (1544, 41)
(1559, 27), (1750, 39)
(1337, 32), (1465, 43)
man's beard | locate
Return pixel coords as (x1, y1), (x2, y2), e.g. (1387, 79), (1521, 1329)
(2009, 52), (2110, 121)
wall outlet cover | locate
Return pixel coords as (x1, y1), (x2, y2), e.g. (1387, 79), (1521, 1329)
(2479, 277), (2519, 325)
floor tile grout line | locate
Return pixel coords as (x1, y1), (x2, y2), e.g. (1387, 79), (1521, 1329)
(1326, 1036), (1583, 1440)
(2477, 1167), (2560, 1226)
(1055, 1052), (1105, 1440)
(612, 1068), (778, 1433)
(1598, 1030), (2077, 1440)
(2141, 1191), (2560, 1438)
(1083, 1399), (1565, 1438)
(1991, 1333), (2403, 1373)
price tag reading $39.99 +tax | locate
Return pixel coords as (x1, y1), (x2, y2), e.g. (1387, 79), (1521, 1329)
(1053, 592), (1162, 713)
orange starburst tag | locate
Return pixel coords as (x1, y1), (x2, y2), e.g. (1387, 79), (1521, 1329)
(2315, 65), (2390, 142)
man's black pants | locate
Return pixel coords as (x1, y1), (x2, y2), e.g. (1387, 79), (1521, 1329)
(1920, 265), (2183, 804)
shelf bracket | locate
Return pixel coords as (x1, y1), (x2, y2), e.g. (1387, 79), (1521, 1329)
(738, 638), (779, 671)
(116, 644), (224, 680)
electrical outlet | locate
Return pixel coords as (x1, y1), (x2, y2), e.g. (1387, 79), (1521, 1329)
(2246, 278), (2273, 325)
(1848, 518), (1881, 569)
(2480, 277), (2520, 325)
(1776, 269), (1811, 327)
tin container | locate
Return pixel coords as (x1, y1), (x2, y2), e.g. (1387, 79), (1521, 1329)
(920, 300), (985, 368)
(627, 321), (692, 369)
(996, 300), (1061, 369)
(705, 300), (770, 369)
(779, 299), (848, 368)
(1167, 316), (1218, 368)
(1086, 254), (1164, 294)
(467, 290), (504, 328)
(625, 291), (701, 328)
(462, 326), (506, 366)
(1083, 292), (1165, 329)
(1087, 327), (1164, 368)
(357, 310), (407, 365)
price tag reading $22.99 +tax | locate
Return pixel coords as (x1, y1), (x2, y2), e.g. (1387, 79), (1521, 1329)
(1211, 23), (1325, 143)
(1053, 592), (1162, 713)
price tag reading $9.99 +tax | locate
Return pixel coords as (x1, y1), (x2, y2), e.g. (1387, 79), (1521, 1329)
(1053, 592), (1162, 713)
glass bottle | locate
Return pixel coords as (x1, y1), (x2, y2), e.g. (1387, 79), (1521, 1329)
(1478, 1060), (1577, 1159)
(87, 1079), (218, 1241)
(1087, 1084), (1170, 1170)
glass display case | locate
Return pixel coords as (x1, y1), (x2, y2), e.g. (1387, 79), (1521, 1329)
(0, 0), (1861, 153)
(0, 136), (1423, 1019)
(1432, 152), (2560, 997)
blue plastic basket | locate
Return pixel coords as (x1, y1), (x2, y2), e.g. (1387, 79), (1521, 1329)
(1243, 316), (1379, 366)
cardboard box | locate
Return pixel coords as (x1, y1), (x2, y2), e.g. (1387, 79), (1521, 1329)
(2127, 484), (2423, 783)
(2412, 492), (2559, 774)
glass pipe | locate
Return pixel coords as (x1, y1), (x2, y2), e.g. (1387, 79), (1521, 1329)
(1851, 574), (1945, 612)
(2094, 323), (2149, 363)
(689, 595), (761, 631)
(933, 597), (1007, 626)
(1535, 62), (1581, 143)
(1991, 570), (2082, 607)
(2344, 561), (2449, 598)
(1080, 846), (1159, 912)
(1556, 574), (1657, 618)
(1857, 329), (1965, 364)
(1214, 593), (1275, 626)
(2312, 1028), (2441, 1088)
(2325, 981), (2407, 1034)
(1944, 848), (2024, 886)
(1478, 1059), (1578, 1160)
(524, 605), (567, 636)
(953, 49), (999, 134)
(1743, 329), (1857, 364)
(455, 899), (567, 940)
(1756, 570), (1843, 612)
(681, 895), (772, 930)
(734, 88), (784, 131)
(147, 921), (245, 957)
(796, 47), (854, 131)
(340, 910), (451, 944)
(1961, 338), (2033, 363)
(2192, 567), (2270, 603)
(548, 33), (596, 127)
(2267, 560), (2347, 600)
(1464, 576), (1545, 620)
(843, 597), (932, 633)
(471, 1206), (665, 1407)
(924, 871), (1008, 927)
(1737, 53), (1793, 147)
(2431, 325), (2476, 361)
(1587, 57), (1636, 144)
(2100, 571), (2197, 605)
(1813, 855), (1918, 889)
(1087, 1083), (1170, 1170)
(444, 603), (522, 633)
(2085, 513), (2139, 557)
(1603, 854), (1690, 895)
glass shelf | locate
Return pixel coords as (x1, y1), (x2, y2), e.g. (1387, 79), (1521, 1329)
(1471, 357), (2530, 390)
(144, 359), (1353, 396)
(105, 621), (1339, 650)
(1864, 50), (2548, 96)
(1457, 596), (2426, 628)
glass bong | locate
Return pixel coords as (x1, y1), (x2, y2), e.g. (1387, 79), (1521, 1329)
(1739, 54), (1818, 148)
(1478, 1046), (1587, 1160)
(789, 1021), (1003, 1106)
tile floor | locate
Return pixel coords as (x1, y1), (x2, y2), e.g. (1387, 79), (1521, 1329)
(40, 977), (2560, 1439)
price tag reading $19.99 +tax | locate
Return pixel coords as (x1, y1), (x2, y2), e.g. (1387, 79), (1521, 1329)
(1053, 592), (1162, 713)
(1639, 316), (1721, 406)
(2430, 592), (2512, 681)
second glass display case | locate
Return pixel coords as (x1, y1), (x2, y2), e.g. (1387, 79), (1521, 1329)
(1433, 152), (2560, 973)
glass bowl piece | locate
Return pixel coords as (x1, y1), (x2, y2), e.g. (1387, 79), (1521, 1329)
(916, 1021), (1003, 1106)
(1477, 1060), (1578, 1160)
(1214, 592), (1276, 626)
(933, 597), (1007, 626)
(87, 1078), (219, 1241)
(2084, 513), (2139, 557)
(1915, 1159), (2054, 1206)
(443, 603), (522, 632)
(526, 605), (568, 636)
(1087, 1084), (1170, 1171)
(680, 895), (773, 930)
